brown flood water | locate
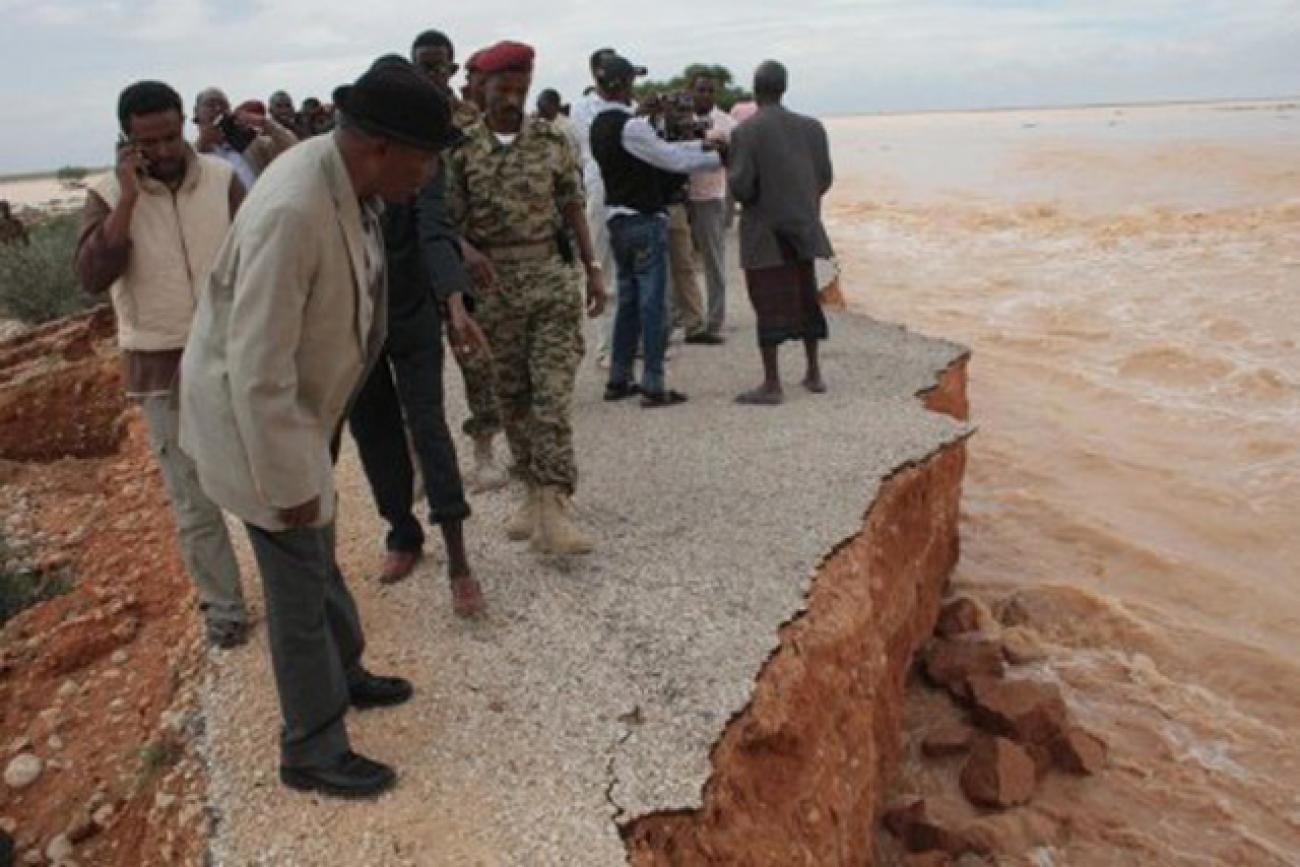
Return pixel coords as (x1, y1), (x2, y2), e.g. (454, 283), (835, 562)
(825, 100), (1300, 865)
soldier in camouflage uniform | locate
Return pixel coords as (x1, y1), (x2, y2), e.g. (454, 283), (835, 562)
(445, 40), (607, 556)
(411, 30), (508, 491)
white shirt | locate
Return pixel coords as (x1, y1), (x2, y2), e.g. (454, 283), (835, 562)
(358, 199), (385, 341)
(570, 92), (609, 202)
(689, 107), (737, 202)
(210, 143), (257, 192)
(589, 101), (723, 219)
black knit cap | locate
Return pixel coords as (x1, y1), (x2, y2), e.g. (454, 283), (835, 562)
(333, 55), (462, 151)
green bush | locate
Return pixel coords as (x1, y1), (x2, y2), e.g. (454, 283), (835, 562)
(56, 165), (88, 185)
(0, 531), (72, 626)
(0, 213), (93, 325)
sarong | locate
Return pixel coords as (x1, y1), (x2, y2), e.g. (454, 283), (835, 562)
(744, 239), (830, 348)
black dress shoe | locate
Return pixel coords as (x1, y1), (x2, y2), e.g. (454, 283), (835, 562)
(280, 751), (397, 798)
(684, 332), (725, 345)
(603, 381), (641, 401)
(640, 389), (688, 409)
(349, 674), (414, 709)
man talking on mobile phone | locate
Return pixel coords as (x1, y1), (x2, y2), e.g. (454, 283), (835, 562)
(75, 80), (251, 648)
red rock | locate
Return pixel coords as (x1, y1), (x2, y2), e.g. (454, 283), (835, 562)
(993, 595), (1033, 627)
(959, 737), (1037, 809)
(967, 676), (1068, 746)
(921, 720), (974, 758)
(882, 799), (966, 854)
(936, 597), (983, 637)
(1052, 726), (1108, 775)
(923, 639), (1005, 697)
(1023, 741), (1054, 779)
(905, 852), (951, 867)
(1000, 625), (1048, 665)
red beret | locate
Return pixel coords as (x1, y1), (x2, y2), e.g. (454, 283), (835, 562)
(475, 41), (534, 76)
(236, 99), (266, 116)
(465, 49), (486, 74)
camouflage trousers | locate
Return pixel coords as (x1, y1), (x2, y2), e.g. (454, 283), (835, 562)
(475, 257), (585, 493)
(455, 343), (500, 440)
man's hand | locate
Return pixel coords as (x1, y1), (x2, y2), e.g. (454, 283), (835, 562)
(461, 240), (498, 293)
(115, 142), (143, 201)
(234, 108), (267, 132)
(448, 294), (490, 358)
(585, 265), (607, 318)
(278, 496), (320, 529)
(704, 138), (729, 165)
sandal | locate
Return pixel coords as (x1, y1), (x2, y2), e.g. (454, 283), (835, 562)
(450, 574), (487, 619)
(734, 388), (783, 406)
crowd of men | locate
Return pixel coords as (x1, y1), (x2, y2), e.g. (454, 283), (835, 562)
(74, 30), (833, 798)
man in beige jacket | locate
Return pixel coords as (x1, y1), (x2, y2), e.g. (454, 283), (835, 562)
(180, 57), (460, 798)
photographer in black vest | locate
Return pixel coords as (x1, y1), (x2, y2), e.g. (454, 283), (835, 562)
(589, 55), (724, 408)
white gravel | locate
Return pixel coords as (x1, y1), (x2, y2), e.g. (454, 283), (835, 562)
(199, 249), (970, 866)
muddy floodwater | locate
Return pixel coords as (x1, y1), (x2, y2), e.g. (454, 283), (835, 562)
(826, 99), (1300, 865)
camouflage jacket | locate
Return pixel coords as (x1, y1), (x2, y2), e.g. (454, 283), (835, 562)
(444, 116), (583, 248)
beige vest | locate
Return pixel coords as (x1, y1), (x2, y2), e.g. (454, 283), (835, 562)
(94, 152), (233, 351)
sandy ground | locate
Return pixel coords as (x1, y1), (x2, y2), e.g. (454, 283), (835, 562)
(198, 246), (968, 866)
(0, 174), (104, 212)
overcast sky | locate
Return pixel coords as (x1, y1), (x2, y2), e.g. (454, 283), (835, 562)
(1, 0), (1296, 173)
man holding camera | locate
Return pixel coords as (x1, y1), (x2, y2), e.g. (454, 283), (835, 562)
(444, 40), (607, 556)
(193, 87), (297, 191)
(589, 55), (724, 408)
(75, 81), (250, 649)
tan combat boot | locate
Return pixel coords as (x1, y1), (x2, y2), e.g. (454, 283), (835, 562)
(506, 485), (540, 541)
(468, 434), (509, 492)
(532, 486), (594, 556)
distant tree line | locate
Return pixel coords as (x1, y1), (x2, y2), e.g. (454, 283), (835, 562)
(633, 64), (752, 111)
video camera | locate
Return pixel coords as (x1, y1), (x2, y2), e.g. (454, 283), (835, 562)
(216, 113), (258, 153)
(641, 90), (712, 142)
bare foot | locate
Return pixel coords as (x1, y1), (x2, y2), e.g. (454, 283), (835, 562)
(450, 573), (486, 618)
(735, 386), (784, 405)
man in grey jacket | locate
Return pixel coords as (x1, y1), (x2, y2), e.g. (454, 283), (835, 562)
(181, 57), (458, 798)
(728, 61), (834, 405)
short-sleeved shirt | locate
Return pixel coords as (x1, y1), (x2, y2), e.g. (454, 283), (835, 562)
(444, 117), (584, 248)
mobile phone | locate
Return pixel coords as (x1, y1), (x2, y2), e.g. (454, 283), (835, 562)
(117, 135), (149, 177)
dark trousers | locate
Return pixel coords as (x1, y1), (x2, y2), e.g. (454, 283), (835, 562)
(244, 521), (366, 768)
(608, 212), (670, 394)
(348, 338), (470, 554)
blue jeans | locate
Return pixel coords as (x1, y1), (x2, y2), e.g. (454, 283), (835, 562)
(607, 212), (669, 394)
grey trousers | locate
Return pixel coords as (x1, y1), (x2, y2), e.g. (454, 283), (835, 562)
(140, 391), (246, 626)
(588, 184), (619, 359)
(687, 198), (728, 334)
(245, 520), (367, 767)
